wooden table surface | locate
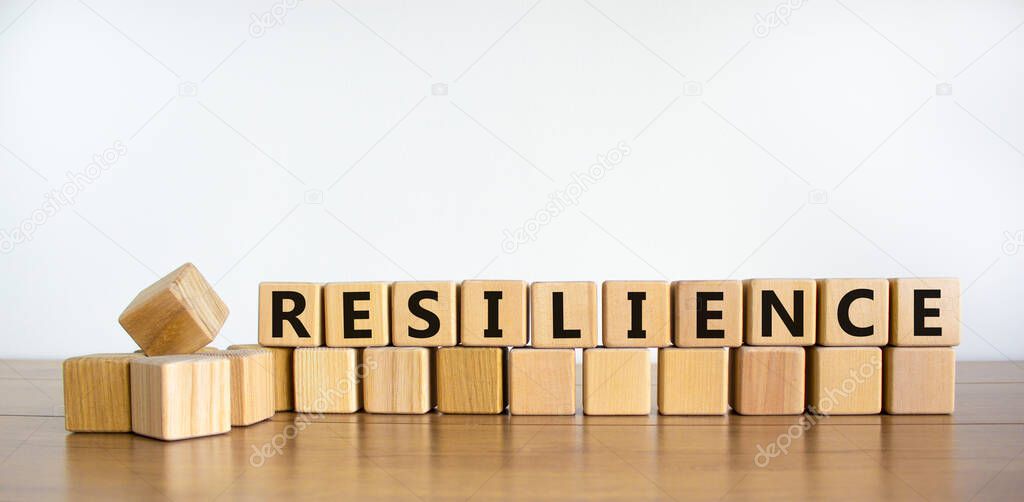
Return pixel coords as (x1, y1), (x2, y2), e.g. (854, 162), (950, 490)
(2, 359), (1023, 501)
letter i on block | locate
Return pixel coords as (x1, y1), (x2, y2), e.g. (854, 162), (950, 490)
(817, 278), (889, 346)
(324, 282), (390, 347)
(531, 282), (598, 348)
(259, 282), (323, 347)
(673, 280), (743, 347)
(744, 279), (816, 346)
(392, 281), (458, 346)
(602, 281), (671, 347)
(460, 280), (528, 347)
(889, 278), (960, 347)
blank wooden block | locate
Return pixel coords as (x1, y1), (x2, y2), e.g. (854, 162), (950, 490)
(324, 282), (390, 347)
(508, 348), (575, 416)
(227, 344), (294, 411)
(744, 279), (816, 346)
(363, 347), (433, 414)
(673, 280), (743, 348)
(196, 349), (275, 426)
(460, 280), (528, 347)
(130, 355), (231, 441)
(63, 353), (143, 432)
(583, 348), (650, 415)
(119, 263), (228, 356)
(258, 282), (323, 347)
(817, 279), (889, 346)
(807, 347), (882, 415)
(657, 347), (728, 415)
(730, 346), (805, 415)
(602, 281), (671, 348)
(293, 347), (362, 413)
(884, 347), (955, 414)
(391, 281), (458, 347)
(531, 282), (597, 348)
(890, 278), (960, 347)
(436, 347), (506, 414)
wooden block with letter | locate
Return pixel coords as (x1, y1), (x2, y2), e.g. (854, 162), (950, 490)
(436, 347), (506, 414)
(531, 282), (597, 348)
(657, 347), (728, 415)
(196, 349), (275, 425)
(391, 281), (458, 347)
(890, 278), (960, 346)
(807, 347), (882, 415)
(673, 280), (743, 347)
(602, 281), (671, 347)
(730, 346), (805, 415)
(324, 282), (390, 347)
(228, 344), (294, 411)
(259, 282), (323, 347)
(817, 278), (889, 346)
(129, 355), (231, 440)
(744, 279), (816, 346)
(119, 263), (229, 355)
(508, 348), (575, 415)
(293, 347), (362, 413)
(883, 347), (956, 414)
(460, 280), (528, 347)
(363, 347), (433, 414)
(583, 348), (650, 415)
(63, 353), (143, 432)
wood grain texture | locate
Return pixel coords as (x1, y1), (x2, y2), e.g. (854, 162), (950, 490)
(460, 280), (528, 347)
(657, 347), (729, 415)
(807, 347), (881, 415)
(508, 348), (575, 416)
(129, 355), (231, 441)
(63, 353), (143, 432)
(228, 344), (294, 411)
(324, 282), (390, 347)
(363, 347), (433, 414)
(890, 278), (960, 346)
(602, 281), (671, 348)
(743, 279), (817, 346)
(293, 347), (362, 413)
(816, 278), (889, 346)
(531, 282), (598, 348)
(583, 348), (650, 415)
(673, 280), (744, 348)
(196, 349), (275, 426)
(391, 281), (458, 347)
(730, 346), (806, 415)
(436, 347), (506, 414)
(118, 263), (228, 356)
(884, 347), (956, 414)
(258, 282), (323, 347)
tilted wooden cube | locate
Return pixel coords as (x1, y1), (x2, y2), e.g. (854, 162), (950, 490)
(890, 278), (960, 347)
(744, 279), (816, 346)
(324, 282), (390, 347)
(658, 347), (729, 415)
(391, 281), (458, 347)
(730, 346), (805, 415)
(883, 347), (956, 414)
(531, 282), (597, 348)
(436, 347), (506, 414)
(460, 280), (528, 347)
(130, 355), (231, 440)
(294, 347), (362, 413)
(583, 348), (650, 415)
(258, 282), (323, 347)
(363, 347), (433, 414)
(508, 348), (575, 416)
(602, 281), (671, 348)
(227, 344), (294, 411)
(119, 263), (228, 355)
(817, 278), (889, 346)
(807, 347), (882, 415)
(673, 280), (743, 348)
(63, 353), (143, 432)
(196, 349), (275, 425)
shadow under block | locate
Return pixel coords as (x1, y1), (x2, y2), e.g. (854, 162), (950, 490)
(531, 282), (598, 348)
(583, 348), (650, 415)
(657, 348), (729, 415)
(673, 280), (743, 348)
(391, 281), (458, 347)
(324, 282), (390, 348)
(258, 282), (323, 347)
(460, 280), (528, 347)
(436, 347), (506, 414)
(743, 279), (817, 346)
(817, 278), (889, 346)
(890, 278), (961, 347)
(730, 346), (805, 415)
(196, 350), (275, 426)
(883, 347), (956, 414)
(363, 347), (433, 414)
(119, 263), (228, 356)
(63, 353), (143, 432)
(807, 347), (882, 415)
(227, 344), (294, 411)
(508, 348), (575, 416)
(602, 281), (671, 348)
(294, 348), (362, 413)
(129, 356), (231, 441)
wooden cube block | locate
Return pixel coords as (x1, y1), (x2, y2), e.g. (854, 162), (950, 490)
(657, 347), (728, 415)
(508, 348), (575, 415)
(293, 347), (362, 413)
(460, 280), (528, 347)
(602, 281), (671, 348)
(258, 282), (323, 347)
(883, 347), (955, 414)
(583, 348), (650, 415)
(890, 278), (960, 346)
(730, 346), (805, 415)
(817, 278), (889, 346)
(228, 344), (294, 411)
(63, 353), (143, 432)
(324, 282), (390, 347)
(436, 347), (506, 414)
(531, 282), (597, 348)
(196, 349), (275, 425)
(119, 263), (228, 356)
(807, 347), (882, 415)
(363, 347), (433, 414)
(673, 280), (743, 347)
(744, 279), (816, 346)
(391, 281), (458, 347)
(129, 355), (231, 440)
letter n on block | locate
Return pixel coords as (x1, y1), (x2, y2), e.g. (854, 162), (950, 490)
(259, 282), (323, 347)
(744, 279), (816, 346)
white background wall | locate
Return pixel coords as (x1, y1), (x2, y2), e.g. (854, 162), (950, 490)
(1, 0), (1021, 360)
